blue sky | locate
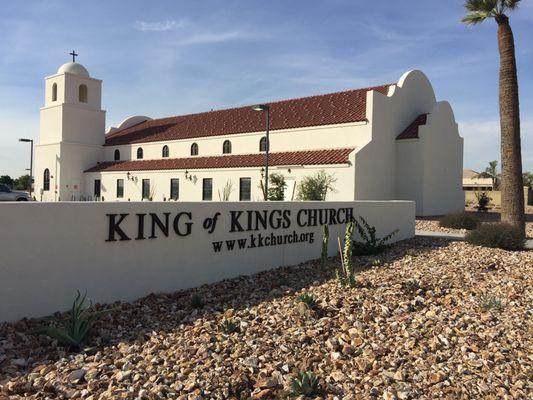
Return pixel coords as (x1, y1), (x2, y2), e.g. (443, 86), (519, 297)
(1, 0), (532, 177)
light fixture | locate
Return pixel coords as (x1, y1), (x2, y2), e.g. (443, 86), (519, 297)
(18, 138), (34, 196)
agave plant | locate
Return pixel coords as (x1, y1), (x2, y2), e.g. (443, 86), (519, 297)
(34, 291), (112, 351)
(220, 318), (241, 334)
(298, 293), (317, 309)
(291, 371), (321, 396)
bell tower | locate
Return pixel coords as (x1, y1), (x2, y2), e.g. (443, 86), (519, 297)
(34, 54), (106, 201)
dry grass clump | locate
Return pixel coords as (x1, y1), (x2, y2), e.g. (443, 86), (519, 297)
(439, 211), (478, 230)
(466, 222), (525, 250)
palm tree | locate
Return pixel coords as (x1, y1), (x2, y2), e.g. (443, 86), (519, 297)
(477, 160), (500, 189)
(463, 0), (525, 237)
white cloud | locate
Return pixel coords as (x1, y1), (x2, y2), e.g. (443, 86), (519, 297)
(134, 19), (188, 32)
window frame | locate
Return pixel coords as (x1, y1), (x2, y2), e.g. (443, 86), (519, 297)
(52, 83), (58, 102)
(116, 179), (124, 198)
(43, 169), (50, 191)
(259, 136), (268, 152)
(94, 179), (101, 198)
(202, 178), (212, 201)
(114, 149), (120, 161)
(78, 84), (88, 103)
(162, 145), (169, 158)
(239, 177), (251, 201)
(170, 178), (179, 200)
(137, 147), (143, 159)
(142, 179), (150, 200)
(191, 142), (199, 156)
(222, 140), (232, 154)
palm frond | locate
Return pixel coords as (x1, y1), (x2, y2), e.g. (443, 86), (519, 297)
(504, 0), (521, 10)
(462, 11), (493, 24)
(464, 0), (498, 13)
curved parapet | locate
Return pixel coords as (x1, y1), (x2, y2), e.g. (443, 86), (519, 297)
(106, 115), (152, 134)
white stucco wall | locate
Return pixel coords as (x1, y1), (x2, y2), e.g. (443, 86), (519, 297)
(0, 200), (415, 322)
(104, 122), (368, 162)
(83, 160), (356, 202)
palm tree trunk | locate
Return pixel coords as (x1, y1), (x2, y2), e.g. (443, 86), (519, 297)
(496, 15), (525, 236)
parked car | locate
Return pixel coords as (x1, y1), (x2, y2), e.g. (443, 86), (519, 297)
(0, 184), (31, 201)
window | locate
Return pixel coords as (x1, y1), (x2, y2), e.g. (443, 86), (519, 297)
(202, 178), (212, 201)
(191, 143), (199, 156)
(94, 179), (101, 198)
(142, 179), (150, 200)
(79, 84), (88, 103)
(116, 179), (124, 198)
(239, 178), (251, 201)
(162, 145), (169, 158)
(137, 147), (143, 159)
(43, 169), (50, 191)
(170, 178), (179, 200)
(114, 149), (120, 161)
(52, 83), (57, 102)
(0, 184), (10, 193)
(223, 140), (232, 154)
(259, 136), (268, 152)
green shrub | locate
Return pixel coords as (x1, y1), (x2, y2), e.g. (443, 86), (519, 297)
(267, 173), (287, 201)
(403, 279), (422, 293)
(33, 291), (112, 351)
(296, 170), (336, 201)
(466, 223), (525, 251)
(475, 191), (491, 212)
(220, 319), (240, 334)
(352, 217), (398, 255)
(336, 222), (356, 287)
(439, 211), (478, 230)
(291, 371), (321, 397)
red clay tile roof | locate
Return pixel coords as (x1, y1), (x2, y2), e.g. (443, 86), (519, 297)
(85, 148), (354, 173)
(396, 114), (428, 140)
(105, 85), (392, 146)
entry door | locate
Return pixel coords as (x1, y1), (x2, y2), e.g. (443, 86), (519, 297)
(94, 179), (101, 199)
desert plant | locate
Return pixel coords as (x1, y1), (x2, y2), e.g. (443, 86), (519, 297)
(33, 291), (112, 351)
(298, 293), (317, 309)
(220, 318), (240, 334)
(218, 180), (233, 201)
(371, 258), (382, 267)
(480, 294), (504, 312)
(267, 173), (286, 201)
(439, 211), (478, 230)
(336, 222), (356, 287)
(403, 279), (422, 293)
(466, 222), (525, 250)
(296, 170), (336, 201)
(191, 293), (204, 308)
(405, 249), (417, 257)
(352, 217), (398, 256)
(291, 371), (321, 397)
(475, 191), (491, 212)
(463, 0), (526, 237)
(321, 224), (329, 266)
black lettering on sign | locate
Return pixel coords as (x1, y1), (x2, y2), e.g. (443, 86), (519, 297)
(106, 213), (131, 242)
(230, 211), (244, 232)
(150, 213), (170, 239)
(173, 212), (193, 236)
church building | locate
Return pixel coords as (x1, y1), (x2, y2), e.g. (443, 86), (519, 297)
(34, 60), (464, 216)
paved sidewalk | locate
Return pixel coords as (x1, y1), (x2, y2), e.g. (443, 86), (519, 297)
(415, 230), (533, 250)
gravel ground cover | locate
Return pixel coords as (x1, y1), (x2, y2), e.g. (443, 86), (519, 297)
(416, 206), (533, 239)
(1, 238), (531, 399)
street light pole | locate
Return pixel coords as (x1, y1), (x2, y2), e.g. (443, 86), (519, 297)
(251, 104), (270, 201)
(19, 138), (34, 197)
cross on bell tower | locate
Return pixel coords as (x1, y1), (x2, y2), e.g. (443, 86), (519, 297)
(69, 50), (78, 63)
